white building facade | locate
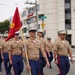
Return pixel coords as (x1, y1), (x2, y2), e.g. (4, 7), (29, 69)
(21, 0), (75, 46)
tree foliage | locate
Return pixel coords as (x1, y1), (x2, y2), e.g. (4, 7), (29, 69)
(0, 20), (10, 34)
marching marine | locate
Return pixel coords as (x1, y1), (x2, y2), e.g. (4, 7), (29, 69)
(9, 33), (25, 75)
(0, 34), (3, 72)
(53, 30), (73, 75)
(1, 35), (12, 75)
(46, 37), (53, 69)
(24, 27), (50, 75)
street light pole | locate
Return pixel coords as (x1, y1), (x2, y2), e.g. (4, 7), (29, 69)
(35, 0), (39, 29)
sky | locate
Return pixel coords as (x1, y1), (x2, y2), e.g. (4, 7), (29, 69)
(0, 0), (35, 22)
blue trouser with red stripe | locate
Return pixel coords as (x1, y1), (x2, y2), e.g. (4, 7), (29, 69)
(58, 55), (70, 75)
(0, 53), (2, 71)
(4, 53), (12, 75)
(39, 52), (47, 75)
(12, 55), (24, 75)
(47, 52), (53, 68)
(39, 52), (46, 68)
(47, 52), (53, 63)
(29, 60), (43, 75)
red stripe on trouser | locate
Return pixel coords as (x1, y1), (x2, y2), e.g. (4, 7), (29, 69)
(39, 71), (42, 75)
(58, 56), (62, 75)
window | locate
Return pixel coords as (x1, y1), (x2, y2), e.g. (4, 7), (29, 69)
(65, 9), (71, 13)
(30, 17), (35, 23)
(65, 19), (71, 24)
(21, 11), (26, 18)
(65, 3), (70, 9)
(28, 8), (34, 14)
(34, 4), (40, 12)
(26, 19), (30, 24)
(26, 17), (35, 24)
(65, 0), (70, 3)
(65, 0), (71, 29)
(65, 19), (71, 29)
(65, 24), (71, 29)
(28, 4), (40, 15)
(23, 11), (26, 17)
(65, 14), (71, 19)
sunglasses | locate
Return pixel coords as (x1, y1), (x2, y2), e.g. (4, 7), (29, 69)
(47, 38), (51, 40)
(61, 34), (66, 35)
(29, 30), (36, 32)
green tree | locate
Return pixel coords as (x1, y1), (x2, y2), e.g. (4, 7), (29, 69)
(0, 20), (10, 34)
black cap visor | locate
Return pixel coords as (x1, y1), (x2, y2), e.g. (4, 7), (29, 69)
(29, 30), (36, 32)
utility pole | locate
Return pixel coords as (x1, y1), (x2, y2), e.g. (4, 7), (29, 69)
(35, 0), (39, 29)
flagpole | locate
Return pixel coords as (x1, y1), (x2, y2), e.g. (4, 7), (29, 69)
(20, 28), (32, 75)
(7, 4), (32, 74)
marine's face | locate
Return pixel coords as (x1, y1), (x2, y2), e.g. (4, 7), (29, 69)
(59, 34), (66, 40)
(48, 39), (51, 42)
(37, 32), (43, 37)
(4, 37), (7, 41)
(29, 30), (36, 37)
(15, 35), (19, 39)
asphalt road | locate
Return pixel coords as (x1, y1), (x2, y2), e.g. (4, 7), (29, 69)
(0, 48), (75, 75)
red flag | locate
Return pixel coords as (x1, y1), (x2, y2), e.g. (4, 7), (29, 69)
(6, 7), (22, 41)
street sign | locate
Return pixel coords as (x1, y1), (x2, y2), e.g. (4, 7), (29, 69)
(41, 22), (45, 29)
(40, 16), (47, 19)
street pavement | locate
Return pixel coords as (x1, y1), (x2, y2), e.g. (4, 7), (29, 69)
(0, 48), (75, 75)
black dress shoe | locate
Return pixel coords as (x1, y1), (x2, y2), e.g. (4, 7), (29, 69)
(50, 67), (52, 69)
(0, 68), (2, 72)
(9, 73), (12, 75)
(50, 66), (52, 69)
